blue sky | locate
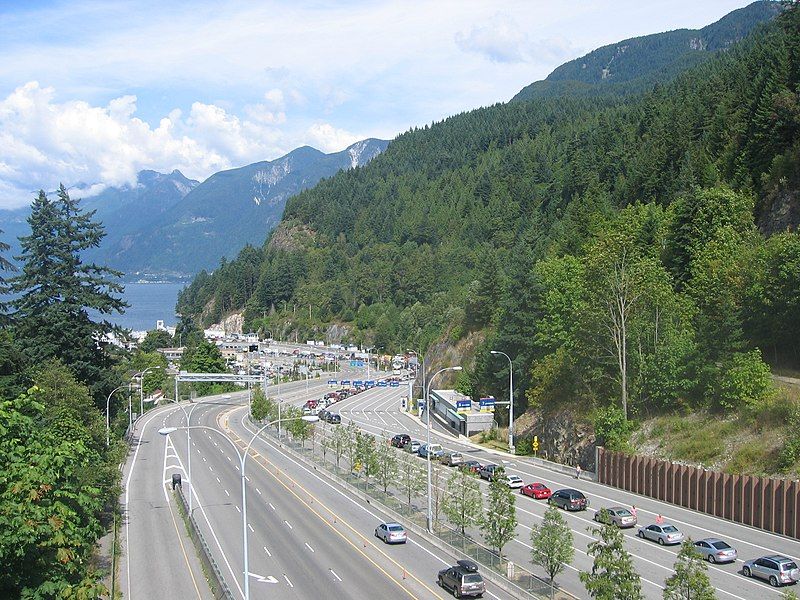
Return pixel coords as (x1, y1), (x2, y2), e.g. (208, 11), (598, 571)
(0, 0), (754, 209)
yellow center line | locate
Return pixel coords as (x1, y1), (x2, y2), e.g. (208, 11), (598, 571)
(219, 405), (446, 599)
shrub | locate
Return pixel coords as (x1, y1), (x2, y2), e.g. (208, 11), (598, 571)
(715, 349), (775, 411)
(593, 405), (632, 451)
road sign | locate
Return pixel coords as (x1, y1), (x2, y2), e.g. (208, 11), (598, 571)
(353, 380), (363, 386)
(532, 435), (540, 453)
(341, 380), (351, 385)
(366, 380), (376, 386)
(327, 379), (338, 386)
(479, 396), (496, 412)
(456, 399), (471, 413)
(349, 360), (365, 367)
(389, 381), (400, 387)
(377, 381), (388, 387)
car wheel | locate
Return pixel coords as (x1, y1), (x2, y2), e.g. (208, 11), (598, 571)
(707, 555), (715, 564)
(454, 587), (461, 598)
(769, 576), (779, 587)
(742, 566), (751, 578)
(658, 538), (665, 545)
(438, 576), (444, 588)
(637, 530), (644, 539)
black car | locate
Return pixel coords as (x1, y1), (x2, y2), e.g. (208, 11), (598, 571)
(548, 488), (589, 511)
(460, 460), (482, 474)
(478, 464), (500, 480)
(391, 433), (411, 448)
(326, 413), (341, 424)
(318, 409), (328, 421)
(438, 559), (485, 598)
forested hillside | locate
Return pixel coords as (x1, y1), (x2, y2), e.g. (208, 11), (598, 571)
(178, 5), (800, 448)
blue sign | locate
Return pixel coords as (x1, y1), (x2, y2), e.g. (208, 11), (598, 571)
(327, 379), (338, 385)
(341, 380), (351, 385)
(456, 399), (471, 413)
(366, 380), (376, 386)
(479, 396), (496, 412)
(353, 380), (363, 386)
(377, 381), (388, 387)
(349, 360), (365, 367)
(389, 381), (400, 387)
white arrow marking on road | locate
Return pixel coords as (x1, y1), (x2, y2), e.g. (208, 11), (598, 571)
(248, 572), (278, 584)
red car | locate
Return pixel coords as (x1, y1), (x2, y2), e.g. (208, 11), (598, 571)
(521, 482), (552, 499)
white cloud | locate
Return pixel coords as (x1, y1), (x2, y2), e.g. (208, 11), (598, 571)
(306, 123), (360, 153)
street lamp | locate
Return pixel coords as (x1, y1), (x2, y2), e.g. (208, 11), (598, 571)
(135, 366), (162, 417)
(490, 350), (515, 454)
(159, 414), (319, 600)
(407, 348), (425, 411)
(105, 385), (127, 447)
(425, 365), (461, 532)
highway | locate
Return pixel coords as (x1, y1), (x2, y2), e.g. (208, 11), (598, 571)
(324, 382), (800, 600)
(122, 374), (519, 599)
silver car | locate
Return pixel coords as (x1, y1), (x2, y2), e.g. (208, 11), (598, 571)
(637, 523), (684, 545)
(375, 522), (407, 544)
(593, 506), (637, 528)
(404, 440), (421, 453)
(693, 538), (737, 563)
(743, 555), (800, 587)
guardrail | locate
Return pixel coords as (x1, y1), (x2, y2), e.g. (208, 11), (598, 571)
(174, 485), (235, 600)
(250, 417), (579, 600)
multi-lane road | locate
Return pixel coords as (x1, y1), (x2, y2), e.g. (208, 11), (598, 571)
(121, 375), (518, 599)
(121, 371), (800, 599)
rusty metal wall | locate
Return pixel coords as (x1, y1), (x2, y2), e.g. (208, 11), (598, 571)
(596, 447), (800, 539)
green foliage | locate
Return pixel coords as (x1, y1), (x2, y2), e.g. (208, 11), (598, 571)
(580, 517), (643, 600)
(374, 438), (399, 494)
(593, 406), (633, 451)
(480, 467), (517, 557)
(530, 505), (575, 600)
(250, 388), (271, 421)
(9, 186), (127, 403)
(398, 454), (426, 507)
(328, 421), (350, 468)
(714, 349), (775, 411)
(442, 468), (482, 535)
(180, 340), (229, 396)
(138, 329), (174, 353)
(778, 406), (800, 473)
(663, 540), (717, 600)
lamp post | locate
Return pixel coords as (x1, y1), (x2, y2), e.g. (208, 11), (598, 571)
(159, 414), (318, 600)
(407, 348), (425, 412)
(490, 350), (515, 454)
(425, 365), (461, 532)
(136, 366), (162, 417)
(105, 385), (127, 447)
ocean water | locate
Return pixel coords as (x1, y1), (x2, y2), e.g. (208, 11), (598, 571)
(108, 282), (186, 332)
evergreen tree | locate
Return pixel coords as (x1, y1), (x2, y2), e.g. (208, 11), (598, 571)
(580, 516), (643, 600)
(480, 467), (518, 557)
(9, 187), (126, 400)
(531, 505), (575, 600)
(663, 540), (717, 600)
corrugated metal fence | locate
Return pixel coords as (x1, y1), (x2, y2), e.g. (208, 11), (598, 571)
(596, 447), (800, 539)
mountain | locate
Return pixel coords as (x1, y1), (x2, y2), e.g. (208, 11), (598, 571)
(0, 169), (198, 273)
(512, 0), (781, 101)
(100, 138), (389, 277)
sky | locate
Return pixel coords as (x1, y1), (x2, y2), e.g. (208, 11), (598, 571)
(0, 0), (754, 209)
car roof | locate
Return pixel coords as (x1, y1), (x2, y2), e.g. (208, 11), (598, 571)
(456, 559), (479, 572)
(383, 522), (403, 528)
(697, 537), (723, 544)
(556, 488), (582, 494)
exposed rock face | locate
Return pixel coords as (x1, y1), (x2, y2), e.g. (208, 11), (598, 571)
(758, 187), (800, 235)
(515, 407), (596, 471)
(209, 312), (244, 334)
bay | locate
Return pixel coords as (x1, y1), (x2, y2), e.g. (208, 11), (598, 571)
(108, 282), (186, 332)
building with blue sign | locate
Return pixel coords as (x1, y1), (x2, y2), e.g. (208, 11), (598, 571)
(429, 389), (495, 437)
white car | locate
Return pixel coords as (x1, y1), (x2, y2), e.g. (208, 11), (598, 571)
(375, 522), (407, 544)
(505, 475), (524, 489)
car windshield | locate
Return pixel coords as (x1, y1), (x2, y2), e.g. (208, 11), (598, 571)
(616, 509), (632, 516)
(711, 541), (731, 550)
(781, 562), (798, 570)
(663, 526), (678, 533)
(387, 525), (404, 531)
(462, 574), (482, 584)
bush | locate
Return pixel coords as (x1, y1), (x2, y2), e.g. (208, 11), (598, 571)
(715, 349), (775, 411)
(593, 405), (632, 451)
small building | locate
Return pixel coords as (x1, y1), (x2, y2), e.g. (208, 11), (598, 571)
(430, 389), (495, 437)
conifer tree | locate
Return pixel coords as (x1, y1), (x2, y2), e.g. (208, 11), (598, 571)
(10, 187), (126, 400)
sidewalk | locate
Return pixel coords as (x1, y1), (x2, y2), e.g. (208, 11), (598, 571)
(401, 407), (596, 480)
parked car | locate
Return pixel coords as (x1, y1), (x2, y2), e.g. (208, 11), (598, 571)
(441, 451), (464, 466)
(505, 474), (524, 489)
(520, 482), (552, 499)
(593, 506), (637, 528)
(374, 522), (407, 544)
(404, 440), (422, 454)
(391, 434), (411, 448)
(326, 413), (341, 424)
(742, 555), (800, 587)
(418, 443), (444, 459)
(437, 559), (486, 598)
(548, 488), (589, 511)
(637, 523), (684, 545)
(318, 409), (328, 421)
(693, 538), (737, 563)
(460, 460), (482, 474)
